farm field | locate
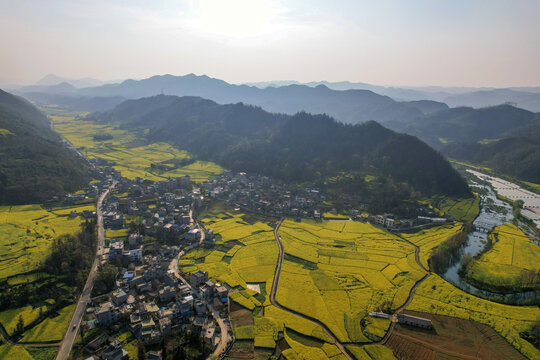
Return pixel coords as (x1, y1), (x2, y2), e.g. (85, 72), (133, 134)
(20, 304), (76, 343)
(0, 304), (48, 336)
(407, 274), (540, 360)
(386, 310), (527, 360)
(0, 204), (87, 279)
(185, 205), (454, 358)
(439, 196), (480, 223)
(0, 344), (58, 360)
(400, 224), (463, 270)
(52, 115), (224, 182)
(0, 345), (34, 360)
(277, 219), (423, 343)
(184, 204), (540, 358)
(463, 224), (540, 292)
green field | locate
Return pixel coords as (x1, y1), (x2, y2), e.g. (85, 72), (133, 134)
(439, 196), (480, 223)
(0, 204), (87, 279)
(52, 115), (224, 182)
(0, 305), (48, 335)
(20, 304), (75, 343)
(0, 345), (34, 360)
(463, 224), (540, 292)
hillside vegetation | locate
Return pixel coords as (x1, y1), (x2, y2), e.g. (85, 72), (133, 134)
(443, 119), (540, 183)
(0, 89), (89, 204)
(89, 95), (470, 208)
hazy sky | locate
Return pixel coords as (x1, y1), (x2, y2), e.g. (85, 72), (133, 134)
(1, 0), (539, 87)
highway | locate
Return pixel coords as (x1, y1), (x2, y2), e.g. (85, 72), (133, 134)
(55, 181), (115, 360)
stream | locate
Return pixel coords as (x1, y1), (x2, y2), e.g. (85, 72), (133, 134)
(441, 179), (539, 305)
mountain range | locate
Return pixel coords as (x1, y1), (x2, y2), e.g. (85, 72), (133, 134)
(13, 74), (540, 185)
(88, 94), (470, 210)
(0, 89), (89, 204)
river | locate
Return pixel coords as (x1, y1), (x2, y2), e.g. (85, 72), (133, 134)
(441, 173), (539, 305)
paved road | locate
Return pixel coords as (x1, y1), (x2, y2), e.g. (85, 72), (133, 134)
(269, 219), (355, 360)
(169, 208), (230, 359)
(55, 182), (115, 360)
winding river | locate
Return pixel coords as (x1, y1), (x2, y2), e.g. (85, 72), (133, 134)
(441, 175), (539, 305)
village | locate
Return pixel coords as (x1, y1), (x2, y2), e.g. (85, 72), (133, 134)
(60, 167), (450, 360)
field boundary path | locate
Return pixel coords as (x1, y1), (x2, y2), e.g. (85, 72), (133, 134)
(270, 219), (355, 360)
(0, 323), (61, 348)
(377, 233), (431, 345)
(55, 181), (116, 360)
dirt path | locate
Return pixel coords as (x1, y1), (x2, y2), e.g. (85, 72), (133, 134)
(270, 219), (355, 360)
(0, 305), (61, 349)
(377, 233), (431, 345)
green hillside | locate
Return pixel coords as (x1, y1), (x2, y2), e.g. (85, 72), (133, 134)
(0, 89), (89, 204)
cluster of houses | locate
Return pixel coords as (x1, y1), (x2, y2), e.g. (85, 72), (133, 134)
(85, 231), (229, 358)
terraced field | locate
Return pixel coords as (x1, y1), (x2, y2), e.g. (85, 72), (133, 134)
(0, 204), (88, 279)
(439, 196), (480, 223)
(185, 205), (435, 358)
(184, 204), (540, 359)
(52, 115), (224, 182)
(277, 219), (424, 343)
(463, 224), (540, 292)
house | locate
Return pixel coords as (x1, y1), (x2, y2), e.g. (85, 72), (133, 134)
(136, 282), (152, 294)
(190, 270), (208, 289)
(159, 318), (172, 336)
(397, 314), (432, 329)
(185, 229), (200, 241)
(216, 286), (229, 303)
(177, 295), (194, 317)
(96, 302), (121, 327)
(194, 299), (206, 315)
(128, 234), (143, 247)
(109, 241), (124, 262)
(101, 340), (125, 360)
(158, 286), (176, 303)
(112, 289), (128, 306)
(200, 285), (213, 302)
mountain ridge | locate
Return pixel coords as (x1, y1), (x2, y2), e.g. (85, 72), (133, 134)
(89, 95), (470, 209)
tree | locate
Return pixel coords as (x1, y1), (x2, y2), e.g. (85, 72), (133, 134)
(16, 315), (24, 334)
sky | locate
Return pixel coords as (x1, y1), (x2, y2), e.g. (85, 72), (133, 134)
(1, 0), (539, 87)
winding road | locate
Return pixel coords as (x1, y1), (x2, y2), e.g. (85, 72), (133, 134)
(55, 181), (116, 360)
(269, 218), (433, 356)
(269, 219), (355, 360)
(169, 206), (231, 360)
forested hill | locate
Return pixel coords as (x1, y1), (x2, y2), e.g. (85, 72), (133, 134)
(0, 89), (89, 204)
(91, 95), (470, 204)
(442, 116), (540, 183)
(400, 104), (538, 148)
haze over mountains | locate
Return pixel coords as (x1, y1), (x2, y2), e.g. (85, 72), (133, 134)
(10, 73), (540, 183)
